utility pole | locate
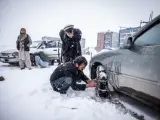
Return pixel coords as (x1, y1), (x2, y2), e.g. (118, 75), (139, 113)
(140, 11), (154, 28)
(149, 11), (153, 21)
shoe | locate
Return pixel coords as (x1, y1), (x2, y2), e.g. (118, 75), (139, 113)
(20, 67), (25, 70)
(0, 76), (5, 81)
(28, 68), (32, 70)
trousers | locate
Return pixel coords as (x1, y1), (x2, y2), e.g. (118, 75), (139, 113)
(18, 50), (31, 69)
(35, 56), (49, 68)
(51, 77), (73, 94)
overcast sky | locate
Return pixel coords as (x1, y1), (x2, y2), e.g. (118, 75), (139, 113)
(0, 0), (159, 47)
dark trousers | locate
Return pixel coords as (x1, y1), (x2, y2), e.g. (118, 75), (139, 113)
(62, 56), (75, 63)
(51, 77), (86, 94)
(51, 77), (73, 94)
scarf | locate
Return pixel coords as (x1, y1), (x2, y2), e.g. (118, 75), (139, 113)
(19, 34), (27, 50)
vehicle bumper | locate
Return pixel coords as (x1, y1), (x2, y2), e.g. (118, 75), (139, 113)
(0, 57), (19, 63)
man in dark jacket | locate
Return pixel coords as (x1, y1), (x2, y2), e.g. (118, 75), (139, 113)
(50, 56), (97, 94)
(34, 51), (51, 68)
(59, 24), (82, 63)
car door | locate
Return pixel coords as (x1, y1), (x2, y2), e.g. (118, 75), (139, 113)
(38, 41), (61, 59)
(114, 21), (160, 101)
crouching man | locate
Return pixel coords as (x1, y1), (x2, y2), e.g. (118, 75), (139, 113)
(34, 51), (51, 68)
(50, 56), (97, 94)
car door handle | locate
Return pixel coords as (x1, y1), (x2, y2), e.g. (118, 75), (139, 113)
(53, 49), (57, 51)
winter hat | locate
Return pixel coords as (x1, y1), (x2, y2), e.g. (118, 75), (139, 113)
(20, 28), (26, 32)
(64, 24), (74, 31)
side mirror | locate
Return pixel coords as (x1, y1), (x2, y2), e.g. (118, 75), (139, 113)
(122, 37), (133, 49)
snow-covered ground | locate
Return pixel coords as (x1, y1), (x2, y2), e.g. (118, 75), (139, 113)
(0, 55), (146, 120)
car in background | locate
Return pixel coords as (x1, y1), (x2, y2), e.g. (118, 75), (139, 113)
(89, 14), (160, 109)
(0, 40), (61, 65)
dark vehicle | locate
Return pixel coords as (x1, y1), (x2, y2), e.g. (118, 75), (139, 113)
(89, 15), (160, 109)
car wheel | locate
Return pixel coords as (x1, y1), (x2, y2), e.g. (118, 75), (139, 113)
(9, 63), (19, 66)
(57, 59), (61, 65)
(50, 60), (55, 65)
(95, 65), (114, 98)
(30, 54), (35, 66)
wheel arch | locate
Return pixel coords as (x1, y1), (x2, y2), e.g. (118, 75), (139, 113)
(91, 62), (104, 79)
(29, 53), (35, 66)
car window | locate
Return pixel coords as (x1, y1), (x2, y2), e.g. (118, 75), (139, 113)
(45, 41), (57, 48)
(40, 44), (46, 49)
(30, 41), (42, 48)
(134, 22), (160, 46)
(44, 41), (62, 48)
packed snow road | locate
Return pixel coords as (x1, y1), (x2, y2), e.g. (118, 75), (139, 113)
(0, 59), (159, 120)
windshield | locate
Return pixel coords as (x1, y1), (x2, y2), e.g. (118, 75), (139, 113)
(43, 40), (61, 48)
(30, 41), (42, 48)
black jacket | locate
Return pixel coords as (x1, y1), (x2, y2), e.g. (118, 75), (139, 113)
(16, 34), (32, 51)
(59, 28), (82, 58)
(50, 62), (89, 91)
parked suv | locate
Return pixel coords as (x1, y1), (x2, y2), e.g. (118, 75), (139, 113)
(89, 15), (160, 109)
(0, 40), (61, 65)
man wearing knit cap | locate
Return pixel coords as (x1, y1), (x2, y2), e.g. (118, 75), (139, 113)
(59, 24), (82, 63)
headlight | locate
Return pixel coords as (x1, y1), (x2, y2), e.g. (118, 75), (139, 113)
(12, 52), (18, 56)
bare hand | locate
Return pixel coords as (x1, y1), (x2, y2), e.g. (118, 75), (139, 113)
(86, 81), (97, 88)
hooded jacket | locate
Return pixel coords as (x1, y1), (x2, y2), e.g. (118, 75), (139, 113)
(59, 28), (82, 58)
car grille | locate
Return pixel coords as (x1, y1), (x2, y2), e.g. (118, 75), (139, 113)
(1, 53), (12, 56)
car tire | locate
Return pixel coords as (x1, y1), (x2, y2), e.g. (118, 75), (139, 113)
(95, 65), (114, 98)
(9, 63), (19, 66)
(57, 59), (61, 65)
(50, 60), (55, 65)
(30, 54), (35, 66)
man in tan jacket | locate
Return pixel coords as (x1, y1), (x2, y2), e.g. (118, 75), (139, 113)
(16, 28), (32, 70)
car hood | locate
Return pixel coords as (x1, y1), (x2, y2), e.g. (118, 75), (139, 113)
(1, 49), (18, 53)
(93, 49), (119, 58)
(29, 48), (38, 54)
(90, 49), (119, 64)
(0, 48), (38, 54)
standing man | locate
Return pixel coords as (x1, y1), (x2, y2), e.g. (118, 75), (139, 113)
(50, 56), (97, 94)
(16, 28), (32, 70)
(59, 24), (82, 63)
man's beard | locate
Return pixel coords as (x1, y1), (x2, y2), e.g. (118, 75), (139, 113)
(20, 32), (25, 35)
